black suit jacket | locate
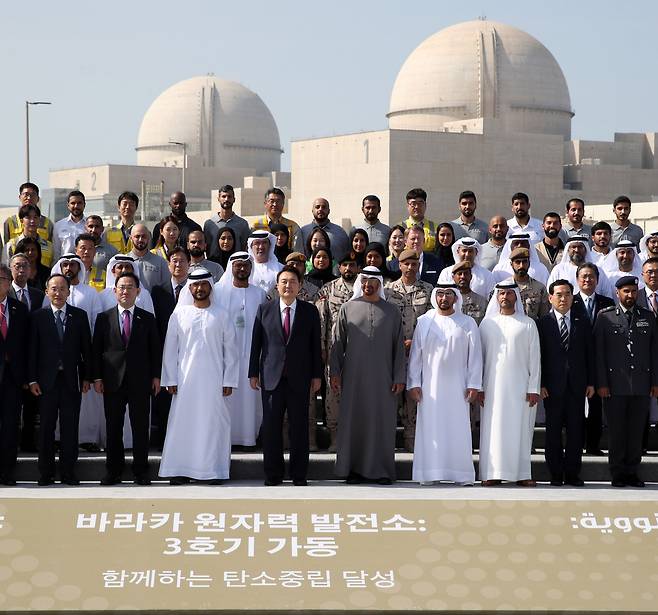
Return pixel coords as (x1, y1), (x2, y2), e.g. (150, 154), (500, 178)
(0, 297), (30, 386)
(572, 292), (614, 324)
(419, 251), (443, 286)
(538, 310), (594, 397)
(28, 304), (92, 393)
(8, 285), (44, 313)
(249, 299), (322, 392)
(151, 282), (177, 344)
(92, 306), (162, 394)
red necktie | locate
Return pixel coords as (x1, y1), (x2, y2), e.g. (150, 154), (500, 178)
(283, 306), (291, 342)
(122, 310), (131, 345)
(0, 303), (6, 340)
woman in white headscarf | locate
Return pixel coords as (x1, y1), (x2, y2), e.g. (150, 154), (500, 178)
(478, 279), (541, 486)
(247, 231), (283, 294)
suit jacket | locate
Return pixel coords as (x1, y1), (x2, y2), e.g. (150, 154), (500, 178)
(572, 292), (614, 324)
(249, 299), (322, 392)
(538, 310), (594, 397)
(636, 288), (658, 318)
(28, 304), (92, 393)
(534, 240), (564, 273)
(92, 306), (162, 394)
(0, 297), (30, 386)
(419, 251), (443, 286)
(8, 285), (44, 313)
(151, 281), (177, 344)
(593, 304), (658, 395)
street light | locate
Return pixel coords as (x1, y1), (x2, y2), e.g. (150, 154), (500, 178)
(25, 100), (52, 182)
(168, 140), (187, 193)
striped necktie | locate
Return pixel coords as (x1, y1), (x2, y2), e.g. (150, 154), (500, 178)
(559, 315), (569, 351)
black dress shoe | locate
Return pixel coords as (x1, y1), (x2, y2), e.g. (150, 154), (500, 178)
(377, 477), (393, 485)
(550, 479), (563, 486)
(208, 479), (224, 485)
(169, 476), (190, 486)
(346, 472), (362, 485)
(61, 477), (80, 486)
(565, 477), (585, 487)
(264, 478), (283, 486)
(292, 479), (308, 486)
(586, 449), (605, 456)
(626, 476), (645, 488)
(38, 477), (54, 486)
(100, 475), (121, 486)
(611, 477), (626, 487)
(134, 477), (152, 486)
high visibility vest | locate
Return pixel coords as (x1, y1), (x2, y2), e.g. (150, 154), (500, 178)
(7, 236), (54, 268)
(104, 226), (133, 254)
(251, 216), (300, 250)
(88, 266), (106, 292)
(401, 216), (437, 252)
(150, 245), (168, 261)
(4, 214), (53, 243)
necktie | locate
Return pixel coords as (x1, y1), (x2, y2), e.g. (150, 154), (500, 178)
(174, 284), (183, 303)
(55, 310), (64, 341)
(283, 306), (291, 342)
(586, 297), (594, 322)
(19, 288), (29, 307)
(651, 293), (658, 317)
(0, 303), (7, 340)
(559, 315), (569, 351)
(122, 310), (131, 346)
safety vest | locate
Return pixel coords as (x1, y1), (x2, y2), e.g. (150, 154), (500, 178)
(7, 236), (54, 268)
(4, 214), (53, 243)
(104, 226), (134, 254)
(402, 216), (437, 252)
(150, 245), (168, 261)
(251, 215), (300, 250)
(87, 266), (106, 292)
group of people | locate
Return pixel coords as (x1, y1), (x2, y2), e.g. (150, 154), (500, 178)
(0, 181), (656, 488)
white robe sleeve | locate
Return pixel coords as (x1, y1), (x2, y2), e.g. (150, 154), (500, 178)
(138, 289), (155, 315)
(406, 316), (427, 390)
(221, 315), (240, 389)
(464, 318), (483, 390)
(160, 313), (180, 387)
(526, 321), (541, 395)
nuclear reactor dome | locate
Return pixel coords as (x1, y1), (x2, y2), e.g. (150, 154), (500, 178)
(136, 75), (282, 173)
(387, 20), (573, 139)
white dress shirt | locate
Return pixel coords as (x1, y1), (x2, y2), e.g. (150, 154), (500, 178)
(11, 281), (30, 310)
(279, 299), (297, 332)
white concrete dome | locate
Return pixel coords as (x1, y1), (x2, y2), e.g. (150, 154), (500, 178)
(136, 75), (282, 172)
(388, 20), (574, 139)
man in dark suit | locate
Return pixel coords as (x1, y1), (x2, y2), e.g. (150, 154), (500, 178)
(28, 274), (92, 485)
(249, 265), (322, 486)
(572, 262), (615, 455)
(150, 246), (189, 449)
(92, 272), (161, 485)
(8, 252), (45, 452)
(404, 225), (442, 285)
(0, 264), (30, 485)
(539, 279), (594, 486)
(594, 275), (658, 487)
(637, 257), (658, 315)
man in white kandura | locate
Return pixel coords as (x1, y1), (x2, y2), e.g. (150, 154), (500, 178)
(478, 280), (541, 487)
(407, 283), (482, 486)
(247, 230), (283, 294)
(159, 268), (239, 484)
(214, 252), (267, 446)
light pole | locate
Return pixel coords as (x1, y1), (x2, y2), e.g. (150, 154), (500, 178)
(168, 140), (187, 193)
(25, 100), (52, 182)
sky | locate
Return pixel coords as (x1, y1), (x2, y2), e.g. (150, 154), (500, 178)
(1, 0), (656, 205)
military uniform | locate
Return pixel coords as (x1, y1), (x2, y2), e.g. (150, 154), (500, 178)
(267, 280), (319, 304)
(594, 303), (658, 483)
(516, 276), (550, 321)
(385, 278), (433, 450)
(460, 290), (487, 325)
(316, 277), (355, 450)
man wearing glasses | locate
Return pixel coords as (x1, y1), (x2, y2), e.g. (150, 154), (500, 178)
(250, 188), (303, 252)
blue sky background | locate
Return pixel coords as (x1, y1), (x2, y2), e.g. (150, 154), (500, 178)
(1, 0), (655, 205)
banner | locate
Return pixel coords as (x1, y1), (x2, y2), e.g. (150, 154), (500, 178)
(0, 498), (656, 611)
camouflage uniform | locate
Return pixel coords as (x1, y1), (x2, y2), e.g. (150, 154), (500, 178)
(460, 290), (487, 325)
(316, 277), (355, 450)
(516, 276), (550, 322)
(384, 278), (433, 450)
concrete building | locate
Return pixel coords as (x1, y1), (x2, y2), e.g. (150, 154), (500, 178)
(48, 75), (289, 223)
(288, 20), (658, 228)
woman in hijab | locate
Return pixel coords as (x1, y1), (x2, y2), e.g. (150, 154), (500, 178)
(270, 223), (291, 264)
(306, 247), (337, 288)
(435, 222), (456, 268)
(348, 228), (369, 268)
(365, 241), (398, 281)
(210, 226), (237, 271)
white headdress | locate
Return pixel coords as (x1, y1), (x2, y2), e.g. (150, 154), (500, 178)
(451, 237), (483, 266)
(105, 254), (140, 288)
(484, 278), (525, 318)
(493, 232), (549, 284)
(639, 231), (658, 262)
(247, 231), (283, 292)
(214, 251), (253, 294)
(559, 235), (593, 265)
(175, 268), (221, 313)
(350, 265), (386, 300)
(430, 283), (463, 314)
(51, 253), (87, 285)
(602, 240), (644, 276)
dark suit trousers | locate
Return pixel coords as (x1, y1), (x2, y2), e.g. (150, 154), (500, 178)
(544, 392), (585, 480)
(584, 393), (603, 451)
(261, 377), (310, 482)
(20, 388), (40, 450)
(38, 372), (81, 479)
(604, 395), (649, 479)
(0, 376), (21, 480)
(103, 387), (150, 478)
(151, 390), (172, 449)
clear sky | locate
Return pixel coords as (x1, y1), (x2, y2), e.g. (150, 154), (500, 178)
(2, 0), (656, 205)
